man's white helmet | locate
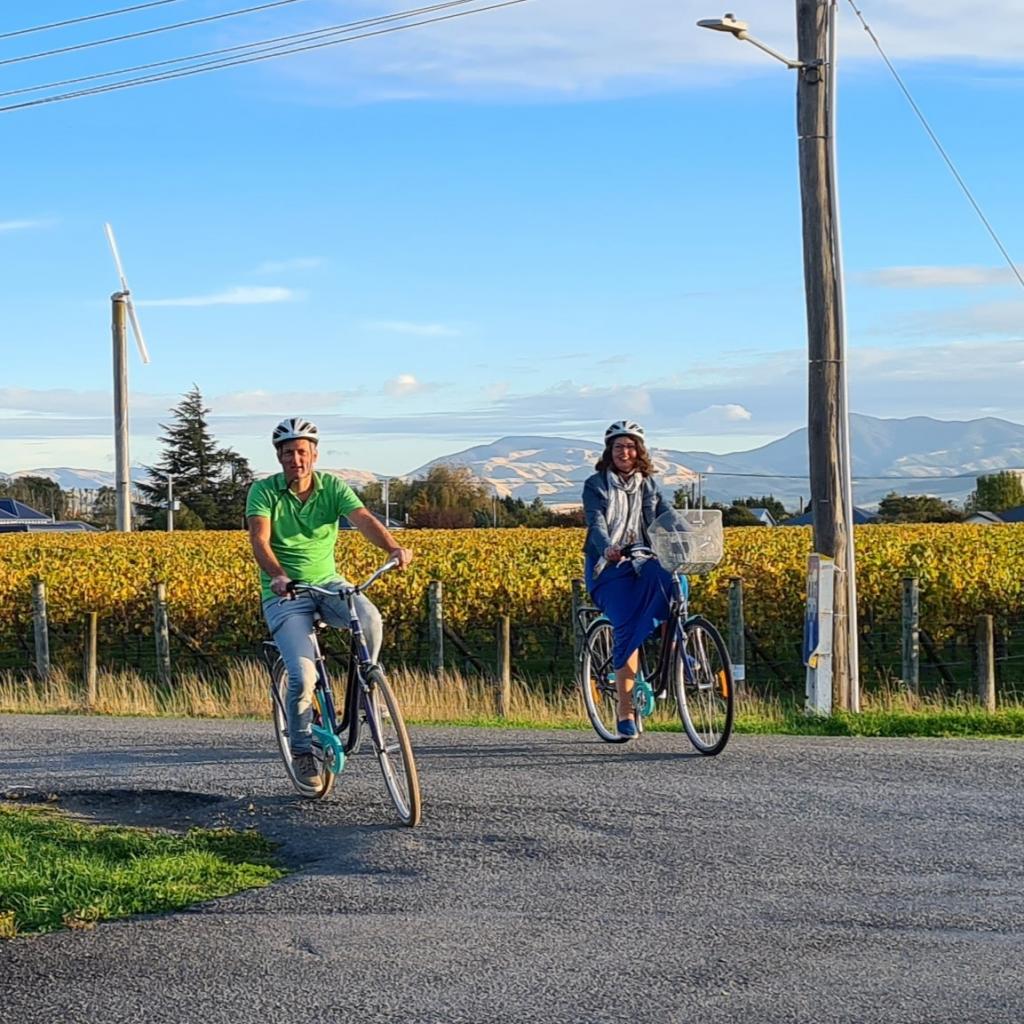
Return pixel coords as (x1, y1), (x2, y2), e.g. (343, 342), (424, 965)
(604, 420), (645, 444)
(272, 417), (319, 447)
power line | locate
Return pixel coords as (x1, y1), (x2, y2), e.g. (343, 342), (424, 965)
(846, 0), (1024, 291)
(0, 0), (313, 68)
(0, 1), (186, 42)
(0, 0), (529, 114)
(0, 0), (480, 100)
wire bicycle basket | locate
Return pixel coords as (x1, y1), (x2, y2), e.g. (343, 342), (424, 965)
(648, 508), (724, 575)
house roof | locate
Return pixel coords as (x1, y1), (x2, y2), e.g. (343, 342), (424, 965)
(0, 520), (100, 534)
(779, 506), (880, 527)
(0, 498), (51, 521)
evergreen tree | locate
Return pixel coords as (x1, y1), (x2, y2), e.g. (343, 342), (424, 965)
(137, 385), (252, 529)
(877, 492), (963, 523)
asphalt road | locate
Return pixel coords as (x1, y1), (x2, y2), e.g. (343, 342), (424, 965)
(1, 714), (1022, 1024)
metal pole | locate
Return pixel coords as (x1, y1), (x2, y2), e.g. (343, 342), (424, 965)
(901, 577), (919, 697)
(728, 577), (746, 694)
(797, 0), (851, 709)
(166, 473), (174, 532)
(383, 477), (390, 529)
(111, 292), (132, 532)
(32, 581), (50, 682)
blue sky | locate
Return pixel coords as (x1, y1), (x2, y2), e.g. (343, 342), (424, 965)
(2, 0), (1022, 476)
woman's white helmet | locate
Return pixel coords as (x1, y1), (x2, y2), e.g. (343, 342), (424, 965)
(272, 417), (319, 447)
(604, 420), (645, 444)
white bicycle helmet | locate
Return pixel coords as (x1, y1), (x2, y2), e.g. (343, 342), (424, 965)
(272, 417), (319, 447)
(604, 420), (645, 444)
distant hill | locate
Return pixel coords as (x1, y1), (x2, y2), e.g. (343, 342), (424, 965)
(407, 416), (1024, 508)
(6, 415), (1024, 509)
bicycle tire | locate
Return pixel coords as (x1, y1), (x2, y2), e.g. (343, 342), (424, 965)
(673, 616), (735, 756)
(580, 618), (628, 743)
(270, 657), (337, 799)
(363, 666), (421, 826)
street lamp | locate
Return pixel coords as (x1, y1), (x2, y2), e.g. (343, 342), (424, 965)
(699, 3), (859, 712)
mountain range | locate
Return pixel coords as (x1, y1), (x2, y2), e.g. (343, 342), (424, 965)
(4, 415), (1024, 509)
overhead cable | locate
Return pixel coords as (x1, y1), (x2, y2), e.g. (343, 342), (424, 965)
(0, 0), (186, 42)
(0, 0), (480, 100)
(0, 0), (313, 68)
(847, 0), (1024, 291)
(0, 0), (529, 114)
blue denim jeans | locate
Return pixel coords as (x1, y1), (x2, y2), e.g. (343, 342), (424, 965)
(262, 580), (383, 755)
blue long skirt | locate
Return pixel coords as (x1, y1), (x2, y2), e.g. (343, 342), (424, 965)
(589, 558), (676, 671)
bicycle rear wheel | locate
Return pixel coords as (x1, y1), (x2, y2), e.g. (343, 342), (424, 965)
(270, 658), (337, 799)
(673, 616), (734, 756)
(580, 618), (627, 743)
(363, 666), (421, 826)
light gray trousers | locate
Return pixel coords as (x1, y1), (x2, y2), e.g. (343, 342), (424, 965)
(263, 580), (383, 754)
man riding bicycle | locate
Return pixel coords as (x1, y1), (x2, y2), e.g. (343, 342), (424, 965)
(246, 417), (412, 788)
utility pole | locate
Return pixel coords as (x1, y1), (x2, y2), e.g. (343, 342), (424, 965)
(382, 478), (391, 529)
(112, 293), (132, 532)
(166, 474), (175, 532)
(796, 0), (853, 709)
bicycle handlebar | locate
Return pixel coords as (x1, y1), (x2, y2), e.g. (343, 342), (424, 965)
(282, 557), (400, 602)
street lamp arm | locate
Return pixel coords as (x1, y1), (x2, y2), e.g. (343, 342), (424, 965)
(697, 13), (805, 69)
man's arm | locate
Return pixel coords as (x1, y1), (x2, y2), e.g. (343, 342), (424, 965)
(247, 515), (293, 596)
(346, 507), (413, 569)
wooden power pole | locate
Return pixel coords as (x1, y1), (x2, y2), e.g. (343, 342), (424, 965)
(796, 0), (851, 709)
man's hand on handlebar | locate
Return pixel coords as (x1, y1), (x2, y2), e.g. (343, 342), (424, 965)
(388, 546), (413, 570)
(271, 573), (293, 598)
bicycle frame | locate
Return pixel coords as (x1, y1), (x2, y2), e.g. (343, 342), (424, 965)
(266, 560), (398, 768)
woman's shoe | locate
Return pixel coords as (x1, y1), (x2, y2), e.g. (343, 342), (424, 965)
(617, 718), (637, 738)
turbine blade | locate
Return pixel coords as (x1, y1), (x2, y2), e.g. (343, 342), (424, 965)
(103, 222), (129, 293)
(126, 297), (150, 364)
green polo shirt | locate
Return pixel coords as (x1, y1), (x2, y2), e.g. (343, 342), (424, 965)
(246, 471), (364, 600)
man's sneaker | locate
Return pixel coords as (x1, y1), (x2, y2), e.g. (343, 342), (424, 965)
(292, 750), (321, 787)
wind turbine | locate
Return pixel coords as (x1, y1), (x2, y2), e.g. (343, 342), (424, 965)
(104, 223), (150, 532)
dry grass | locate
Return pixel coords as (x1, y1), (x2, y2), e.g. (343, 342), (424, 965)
(0, 662), (586, 726)
(1, 664), (1019, 738)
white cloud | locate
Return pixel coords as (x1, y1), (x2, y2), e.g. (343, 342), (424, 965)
(268, 1), (1024, 102)
(886, 301), (1024, 337)
(253, 258), (322, 274)
(138, 286), (303, 308)
(365, 320), (460, 337)
(859, 266), (1018, 289)
(384, 373), (434, 398)
(0, 218), (55, 233)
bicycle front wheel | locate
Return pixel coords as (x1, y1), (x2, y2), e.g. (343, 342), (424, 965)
(363, 666), (421, 826)
(674, 616), (734, 756)
(270, 658), (337, 799)
(580, 618), (627, 743)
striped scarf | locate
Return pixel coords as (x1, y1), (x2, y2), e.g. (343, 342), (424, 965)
(594, 471), (650, 577)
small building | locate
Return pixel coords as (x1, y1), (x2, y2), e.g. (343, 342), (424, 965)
(778, 506), (880, 527)
(964, 506), (1024, 526)
(0, 498), (99, 534)
(746, 507), (778, 527)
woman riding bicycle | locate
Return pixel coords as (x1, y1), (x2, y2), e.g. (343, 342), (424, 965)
(582, 420), (675, 739)
(246, 417), (412, 789)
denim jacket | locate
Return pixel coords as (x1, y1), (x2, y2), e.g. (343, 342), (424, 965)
(581, 471), (669, 580)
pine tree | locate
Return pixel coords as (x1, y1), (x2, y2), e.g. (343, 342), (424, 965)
(137, 385), (252, 529)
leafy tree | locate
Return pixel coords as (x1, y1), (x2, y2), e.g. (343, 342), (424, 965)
(407, 466), (490, 528)
(734, 495), (789, 522)
(86, 486), (117, 530)
(137, 385), (253, 530)
(966, 471), (1024, 514)
(876, 492), (963, 523)
(0, 475), (66, 518)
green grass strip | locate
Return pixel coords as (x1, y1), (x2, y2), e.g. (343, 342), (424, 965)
(734, 706), (1024, 739)
(0, 804), (285, 938)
